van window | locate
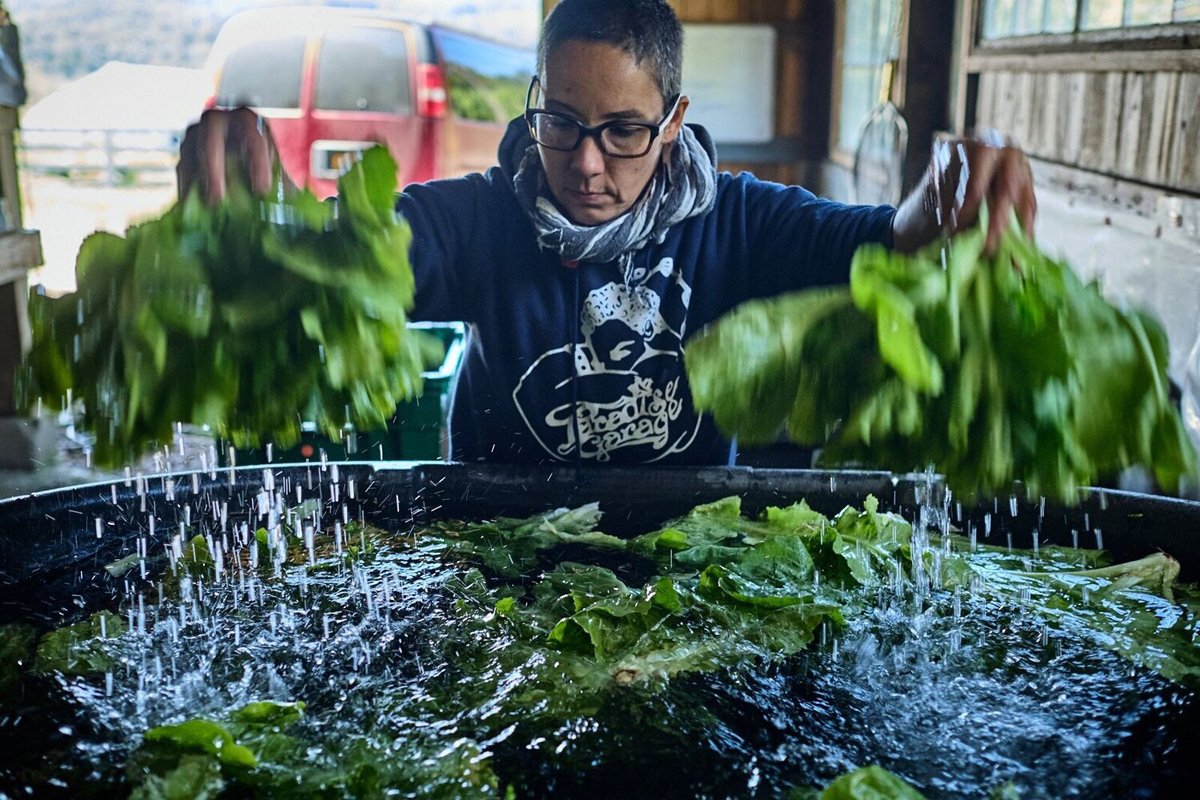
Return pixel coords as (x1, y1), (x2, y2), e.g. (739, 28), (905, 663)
(216, 35), (306, 109)
(430, 28), (533, 123)
(315, 26), (412, 113)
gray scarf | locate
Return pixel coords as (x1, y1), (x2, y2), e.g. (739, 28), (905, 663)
(512, 124), (717, 269)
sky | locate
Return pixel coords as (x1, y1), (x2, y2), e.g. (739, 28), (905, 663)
(211, 0), (542, 46)
(5, 0), (542, 48)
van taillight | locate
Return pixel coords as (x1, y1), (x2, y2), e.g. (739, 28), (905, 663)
(416, 63), (447, 118)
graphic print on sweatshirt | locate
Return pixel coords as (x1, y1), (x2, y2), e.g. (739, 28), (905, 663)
(512, 257), (701, 462)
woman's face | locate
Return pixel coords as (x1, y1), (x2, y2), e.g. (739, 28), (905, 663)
(536, 39), (687, 226)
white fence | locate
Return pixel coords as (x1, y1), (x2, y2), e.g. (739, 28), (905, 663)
(18, 128), (182, 186)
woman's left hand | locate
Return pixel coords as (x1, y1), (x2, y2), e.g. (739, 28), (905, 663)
(892, 133), (1037, 255)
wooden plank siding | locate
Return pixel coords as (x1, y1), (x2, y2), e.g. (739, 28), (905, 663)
(974, 68), (1200, 194)
(670, 0), (819, 184)
(1177, 73), (1200, 190)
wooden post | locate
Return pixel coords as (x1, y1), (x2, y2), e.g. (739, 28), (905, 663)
(0, 99), (48, 467)
(103, 130), (118, 187)
(901, 0), (956, 192)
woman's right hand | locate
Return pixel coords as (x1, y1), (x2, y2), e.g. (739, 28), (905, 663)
(177, 107), (289, 204)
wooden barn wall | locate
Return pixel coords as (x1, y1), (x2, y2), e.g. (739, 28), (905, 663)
(540, 1), (829, 185)
(972, 66), (1200, 194)
(952, 5), (1200, 387)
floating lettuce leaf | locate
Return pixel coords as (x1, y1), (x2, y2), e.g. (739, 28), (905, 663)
(435, 503), (626, 578)
(950, 547), (1200, 683)
(686, 218), (1198, 502)
(34, 611), (126, 675)
(18, 147), (443, 467)
(0, 623), (38, 703)
(128, 754), (225, 800)
(129, 702), (293, 796)
(127, 699), (503, 798)
(230, 700), (307, 728)
(790, 765), (1022, 799)
(442, 495), (1200, 692)
(820, 765), (928, 799)
(31, 493), (1199, 797)
(142, 719), (259, 769)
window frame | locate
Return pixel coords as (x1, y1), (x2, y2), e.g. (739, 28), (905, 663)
(829, 0), (910, 170)
(971, 0), (1200, 57)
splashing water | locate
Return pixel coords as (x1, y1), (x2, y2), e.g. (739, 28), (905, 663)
(1, 472), (1197, 799)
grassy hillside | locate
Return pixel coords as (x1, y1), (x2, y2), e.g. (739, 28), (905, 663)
(4, 0), (538, 105)
(7, 0), (220, 78)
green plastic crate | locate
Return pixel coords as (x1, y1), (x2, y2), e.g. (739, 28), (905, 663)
(224, 322), (465, 465)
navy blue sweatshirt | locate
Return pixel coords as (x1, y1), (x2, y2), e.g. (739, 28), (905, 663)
(399, 123), (895, 465)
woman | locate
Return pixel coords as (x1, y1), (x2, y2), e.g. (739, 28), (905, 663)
(178, 0), (1035, 466)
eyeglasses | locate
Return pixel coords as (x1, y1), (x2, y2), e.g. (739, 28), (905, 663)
(523, 77), (681, 159)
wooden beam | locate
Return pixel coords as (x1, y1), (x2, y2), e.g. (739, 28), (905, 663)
(902, 0), (956, 192)
(1174, 73), (1200, 190)
(951, 0), (978, 133)
(965, 48), (1200, 74)
(0, 231), (40, 417)
(0, 231), (41, 286)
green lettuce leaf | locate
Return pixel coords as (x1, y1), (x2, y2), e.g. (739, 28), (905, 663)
(821, 765), (927, 799)
(142, 719), (258, 769)
(34, 611), (126, 675)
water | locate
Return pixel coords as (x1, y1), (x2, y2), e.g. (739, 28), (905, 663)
(813, 599), (1189, 799)
(1, 483), (1197, 799)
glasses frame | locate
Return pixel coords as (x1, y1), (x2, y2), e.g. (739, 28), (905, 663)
(523, 76), (681, 159)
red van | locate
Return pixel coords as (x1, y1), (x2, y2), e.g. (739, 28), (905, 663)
(204, 7), (535, 198)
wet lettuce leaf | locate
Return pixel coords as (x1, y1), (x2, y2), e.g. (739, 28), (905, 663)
(686, 219), (1198, 502)
(127, 699), (505, 799)
(790, 765), (1022, 799)
(434, 503), (626, 578)
(820, 765), (928, 799)
(34, 610), (126, 675)
(129, 754), (225, 800)
(0, 623), (38, 703)
(18, 147), (442, 467)
(141, 719), (259, 769)
(32, 495), (1200, 797)
(439, 495), (1200, 692)
(951, 548), (1200, 683)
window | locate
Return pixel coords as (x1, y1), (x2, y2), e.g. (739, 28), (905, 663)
(430, 27), (533, 124)
(836, 0), (903, 153)
(315, 26), (411, 114)
(1083, 0), (1200, 27)
(982, 0), (1200, 39)
(216, 35), (305, 109)
(982, 0), (1077, 37)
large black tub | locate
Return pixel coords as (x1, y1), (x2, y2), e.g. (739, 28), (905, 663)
(5, 462), (1200, 617)
(2, 462), (1200, 798)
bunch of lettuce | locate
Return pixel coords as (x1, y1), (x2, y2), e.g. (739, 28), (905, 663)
(18, 148), (441, 467)
(686, 220), (1197, 501)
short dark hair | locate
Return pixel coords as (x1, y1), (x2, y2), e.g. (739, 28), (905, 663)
(537, 0), (683, 105)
